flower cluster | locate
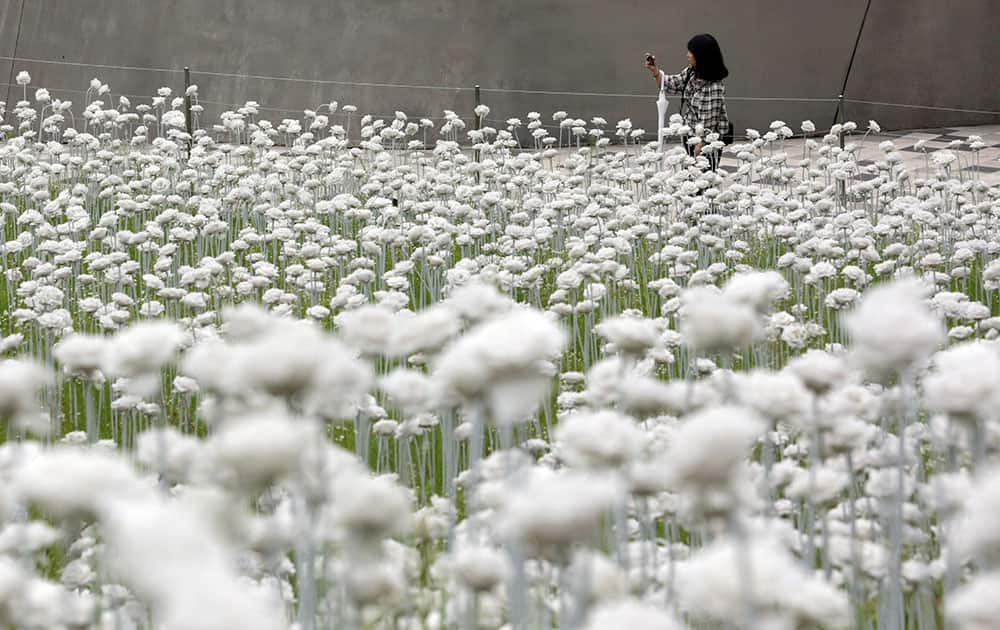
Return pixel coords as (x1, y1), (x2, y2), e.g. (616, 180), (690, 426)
(0, 72), (995, 629)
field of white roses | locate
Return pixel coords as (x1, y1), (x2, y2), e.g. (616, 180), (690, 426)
(0, 71), (997, 629)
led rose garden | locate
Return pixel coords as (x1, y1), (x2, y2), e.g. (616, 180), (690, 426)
(0, 71), (997, 629)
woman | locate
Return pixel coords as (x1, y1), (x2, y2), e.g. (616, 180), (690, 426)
(645, 34), (731, 170)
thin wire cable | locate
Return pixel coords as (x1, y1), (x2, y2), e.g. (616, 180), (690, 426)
(0, 54), (842, 102)
(481, 86), (838, 102)
(0, 83), (153, 101)
(197, 98), (309, 115)
(6, 81), (996, 122)
(1, 55), (996, 117)
(728, 96), (840, 103)
(191, 68), (473, 92)
(843, 98), (1000, 117)
(8, 84), (997, 127)
(833, 0), (873, 126)
(0, 55), (475, 92)
(0, 55), (183, 75)
(2, 1), (26, 111)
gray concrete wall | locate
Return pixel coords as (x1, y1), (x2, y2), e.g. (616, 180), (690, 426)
(1, 0), (996, 141)
(844, 0), (1000, 130)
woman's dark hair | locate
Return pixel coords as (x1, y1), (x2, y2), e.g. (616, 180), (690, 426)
(687, 33), (729, 81)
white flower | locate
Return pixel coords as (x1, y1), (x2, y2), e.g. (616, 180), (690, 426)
(567, 550), (628, 607)
(136, 427), (202, 483)
(205, 414), (318, 493)
(172, 375), (199, 394)
(666, 405), (764, 491)
(583, 600), (682, 630)
(389, 305), (460, 356)
(14, 448), (143, 521)
(445, 281), (513, 323)
(555, 409), (646, 469)
(825, 287), (859, 310)
(497, 467), (620, 549)
(434, 308), (564, 425)
(930, 149), (957, 168)
(331, 473), (412, 541)
(54, 334), (106, 379)
(336, 305), (397, 355)
(781, 322), (810, 349)
(233, 323), (327, 397)
(0, 360), (50, 433)
(736, 370), (811, 425)
(679, 536), (848, 628)
(380, 368), (439, 414)
(0, 522), (59, 555)
(304, 340), (373, 420)
(786, 349), (846, 394)
(844, 279), (944, 378)
(618, 374), (688, 418)
(951, 466), (1000, 564)
(0, 334), (23, 354)
(722, 270), (789, 315)
(451, 546), (509, 592)
(923, 341), (1000, 426)
(680, 287), (761, 353)
(785, 464), (848, 505)
(594, 315), (659, 355)
(0, 557), (89, 627)
(60, 558), (95, 589)
(103, 321), (184, 378)
(187, 315), (371, 416)
(343, 559), (405, 607)
(947, 571), (1000, 630)
(102, 493), (286, 630)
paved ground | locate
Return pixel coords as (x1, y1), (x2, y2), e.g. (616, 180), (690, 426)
(715, 124), (1000, 185)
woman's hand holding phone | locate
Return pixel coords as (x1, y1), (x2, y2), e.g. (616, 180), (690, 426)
(644, 52), (658, 76)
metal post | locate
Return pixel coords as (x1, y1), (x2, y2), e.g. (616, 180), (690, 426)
(183, 67), (193, 155)
(474, 85), (481, 131)
(474, 85), (481, 182)
(2, 0), (26, 126)
(838, 94), (846, 150)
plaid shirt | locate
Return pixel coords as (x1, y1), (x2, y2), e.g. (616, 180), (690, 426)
(660, 67), (731, 136)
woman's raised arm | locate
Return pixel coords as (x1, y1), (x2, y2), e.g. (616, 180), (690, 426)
(645, 56), (688, 94)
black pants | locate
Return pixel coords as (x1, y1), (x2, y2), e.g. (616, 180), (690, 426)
(683, 138), (720, 171)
